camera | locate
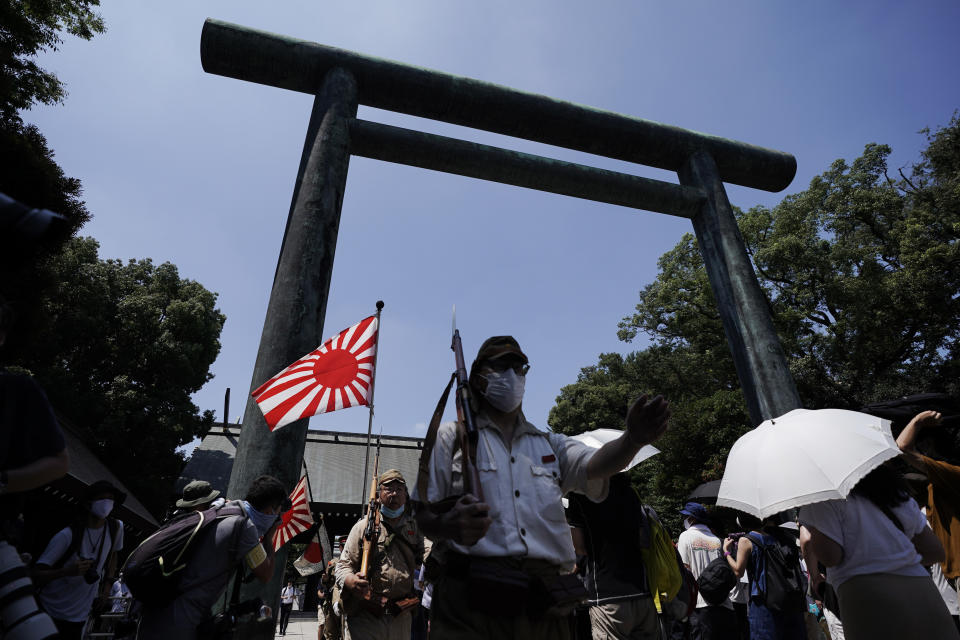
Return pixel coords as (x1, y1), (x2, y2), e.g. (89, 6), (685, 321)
(80, 556), (101, 584)
(0, 540), (59, 639)
(0, 193), (67, 242)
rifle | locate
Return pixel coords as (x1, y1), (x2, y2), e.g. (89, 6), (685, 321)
(359, 436), (382, 581)
(451, 307), (484, 501)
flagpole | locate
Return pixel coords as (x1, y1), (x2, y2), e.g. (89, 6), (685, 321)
(301, 457), (315, 505)
(360, 300), (384, 507)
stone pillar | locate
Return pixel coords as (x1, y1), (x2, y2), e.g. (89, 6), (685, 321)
(227, 67), (358, 627)
(678, 150), (801, 425)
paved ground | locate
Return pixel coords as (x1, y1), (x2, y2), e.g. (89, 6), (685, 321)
(276, 612), (319, 638)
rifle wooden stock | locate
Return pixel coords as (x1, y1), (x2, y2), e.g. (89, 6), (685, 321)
(359, 446), (381, 578)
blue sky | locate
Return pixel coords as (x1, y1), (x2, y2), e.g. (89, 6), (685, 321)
(27, 1), (960, 443)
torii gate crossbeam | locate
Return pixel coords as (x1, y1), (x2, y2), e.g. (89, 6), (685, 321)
(199, 18), (801, 620)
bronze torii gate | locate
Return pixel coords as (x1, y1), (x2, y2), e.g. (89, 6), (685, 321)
(200, 18), (801, 616)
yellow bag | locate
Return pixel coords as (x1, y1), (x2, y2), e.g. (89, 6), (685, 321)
(639, 506), (682, 613)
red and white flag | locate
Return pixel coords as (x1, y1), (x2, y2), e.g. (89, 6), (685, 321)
(253, 315), (379, 431)
(294, 520), (332, 577)
(272, 476), (313, 551)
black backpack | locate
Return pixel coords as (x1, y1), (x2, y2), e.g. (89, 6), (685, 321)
(697, 555), (737, 605)
(122, 503), (245, 606)
(747, 532), (805, 613)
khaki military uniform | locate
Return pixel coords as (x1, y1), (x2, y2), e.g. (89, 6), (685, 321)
(320, 563), (341, 640)
(335, 510), (425, 640)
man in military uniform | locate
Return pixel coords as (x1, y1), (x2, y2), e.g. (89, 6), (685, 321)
(318, 559), (341, 640)
(336, 469), (425, 640)
(415, 336), (670, 640)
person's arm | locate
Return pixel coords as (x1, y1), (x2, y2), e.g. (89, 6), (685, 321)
(336, 519), (371, 598)
(802, 525), (843, 567)
(723, 535), (752, 578)
(896, 410), (942, 470)
(32, 559), (93, 586)
(248, 520), (280, 583)
(913, 526), (946, 566)
(2, 449), (69, 494)
(799, 525), (826, 600)
(415, 494), (491, 546)
(586, 395), (669, 479)
(31, 530), (92, 586)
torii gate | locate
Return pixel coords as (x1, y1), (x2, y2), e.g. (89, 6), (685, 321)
(200, 18), (801, 617)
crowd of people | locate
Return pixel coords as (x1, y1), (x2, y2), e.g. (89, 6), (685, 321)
(4, 323), (960, 640)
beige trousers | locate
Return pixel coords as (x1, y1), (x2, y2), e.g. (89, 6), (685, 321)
(342, 609), (411, 640)
(589, 598), (658, 640)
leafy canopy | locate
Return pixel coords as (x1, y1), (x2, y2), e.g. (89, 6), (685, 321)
(6, 238), (226, 516)
(0, 0), (104, 122)
(550, 114), (960, 531)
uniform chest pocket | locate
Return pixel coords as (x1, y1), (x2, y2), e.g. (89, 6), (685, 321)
(530, 465), (565, 522)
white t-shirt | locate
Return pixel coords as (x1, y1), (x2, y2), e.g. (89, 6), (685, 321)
(37, 520), (124, 622)
(799, 494), (928, 588)
(677, 523), (733, 609)
(281, 585), (296, 604)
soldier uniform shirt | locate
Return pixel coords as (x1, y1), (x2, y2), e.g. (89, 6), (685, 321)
(418, 411), (607, 568)
(336, 510), (424, 600)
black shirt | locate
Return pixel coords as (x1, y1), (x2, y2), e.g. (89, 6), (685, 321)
(1, 371), (66, 521)
(566, 473), (650, 604)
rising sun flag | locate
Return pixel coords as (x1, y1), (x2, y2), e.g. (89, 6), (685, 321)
(272, 475), (313, 551)
(252, 315), (379, 430)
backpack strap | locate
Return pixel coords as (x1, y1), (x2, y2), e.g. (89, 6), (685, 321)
(416, 373), (456, 508)
(51, 521), (85, 570)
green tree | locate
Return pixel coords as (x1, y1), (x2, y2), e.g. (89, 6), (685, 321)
(550, 114), (960, 529)
(0, 0), (104, 122)
(8, 237), (226, 516)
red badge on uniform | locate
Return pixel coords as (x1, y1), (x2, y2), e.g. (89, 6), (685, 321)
(542, 454), (556, 463)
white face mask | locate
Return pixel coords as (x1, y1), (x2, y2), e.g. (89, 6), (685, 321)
(91, 498), (114, 519)
(480, 369), (525, 412)
(683, 518), (694, 530)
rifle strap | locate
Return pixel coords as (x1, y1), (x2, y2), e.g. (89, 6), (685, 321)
(417, 373), (456, 507)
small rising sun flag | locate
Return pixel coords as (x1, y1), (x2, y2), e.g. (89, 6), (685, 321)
(252, 315), (379, 431)
(272, 476), (313, 551)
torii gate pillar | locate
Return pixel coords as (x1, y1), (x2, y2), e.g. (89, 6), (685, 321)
(226, 68), (357, 614)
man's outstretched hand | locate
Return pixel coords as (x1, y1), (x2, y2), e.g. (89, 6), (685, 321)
(625, 394), (670, 447)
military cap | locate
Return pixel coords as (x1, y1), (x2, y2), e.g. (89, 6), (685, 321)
(378, 469), (406, 487)
(470, 336), (528, 379)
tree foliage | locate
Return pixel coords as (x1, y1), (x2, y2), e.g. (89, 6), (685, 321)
(0, 0), (104, 122)
(5, 238), (226, 516)
(550, 114), (960, 530)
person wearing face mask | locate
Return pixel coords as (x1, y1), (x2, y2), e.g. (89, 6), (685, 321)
(32, 479), (126, 639)
(336, 469), (425, 640)
(676, 502), (738, 640)
(415, 336), (671, 640)
(136, 474), (286, 640)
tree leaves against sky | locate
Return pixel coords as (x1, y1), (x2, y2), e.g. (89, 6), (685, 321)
(550, 113), (960, 532)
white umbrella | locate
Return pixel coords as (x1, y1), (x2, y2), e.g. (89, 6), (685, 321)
(570, 428), (660, 472)
(716, 408), (900, 519)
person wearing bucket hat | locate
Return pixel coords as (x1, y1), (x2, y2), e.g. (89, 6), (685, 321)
(677, 502), (738, 640)
(176, 480), (221, 512)
(415, 335), (671, 640)
(336, 469), (425, 640)
(32, 480), (126, 639)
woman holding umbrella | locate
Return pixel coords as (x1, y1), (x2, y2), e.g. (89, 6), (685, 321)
(798, 463), (957, 640)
